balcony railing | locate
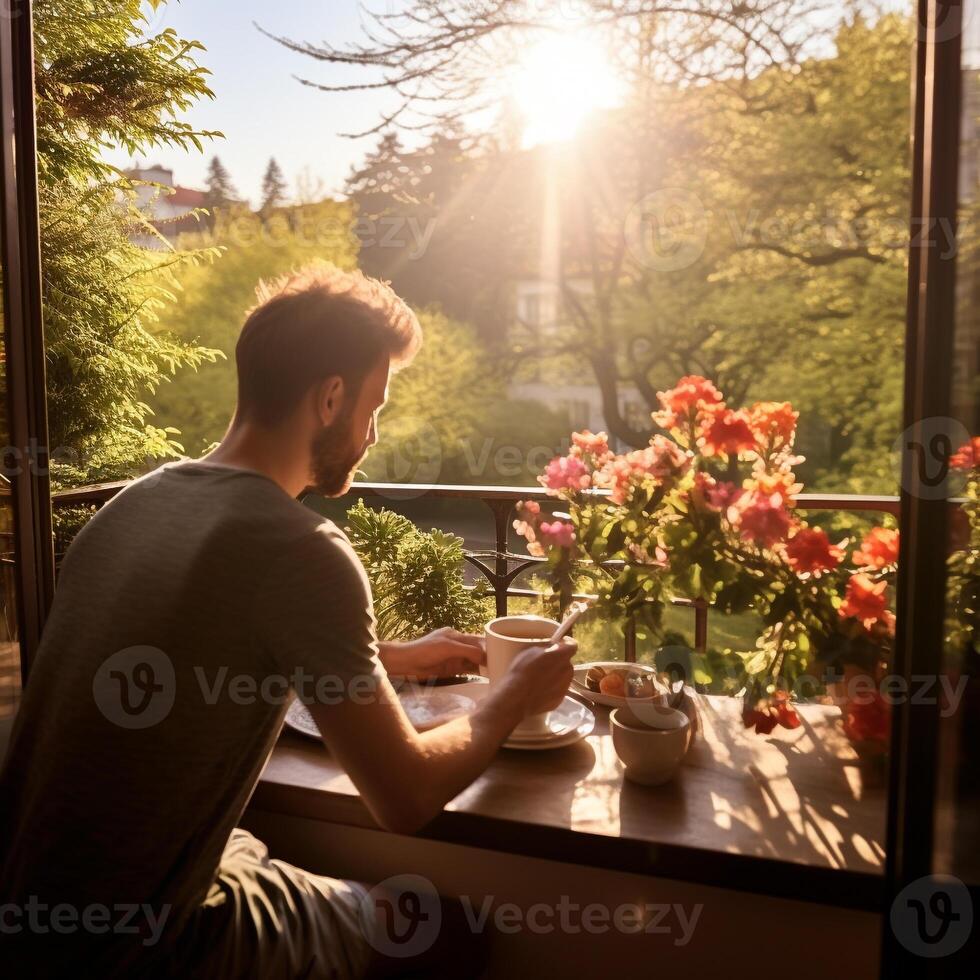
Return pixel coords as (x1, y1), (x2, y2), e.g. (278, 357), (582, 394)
(52, 480), (901, 662)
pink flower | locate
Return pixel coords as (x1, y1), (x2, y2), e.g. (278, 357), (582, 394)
(652, 375), (723, 430)
(595, 437), (691, 505)
(784, 526), (844, 575)
(733, 490), (792, 548)
(571, 430), (611, 460)
(538, 520), (576, 550)
(701, 408), (757, 457)
(539, 454), (591, 494)
(852, 527), (899, 570)
(513, 501), (544, 557)
(708, 480), (744, 512)
(692, 473), (744, 513)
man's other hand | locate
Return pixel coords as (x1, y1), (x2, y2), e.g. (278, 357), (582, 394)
(381, 627), (486, 679)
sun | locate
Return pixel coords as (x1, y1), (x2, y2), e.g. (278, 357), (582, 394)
(509, 32), (623, 148)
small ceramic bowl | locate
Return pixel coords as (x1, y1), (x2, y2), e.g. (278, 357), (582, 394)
(610, 706), (691, 786)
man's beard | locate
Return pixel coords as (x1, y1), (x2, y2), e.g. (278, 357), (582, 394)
(309, 410), (368, 497)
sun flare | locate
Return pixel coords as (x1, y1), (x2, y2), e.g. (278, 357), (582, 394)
(510, 32), (623, 148)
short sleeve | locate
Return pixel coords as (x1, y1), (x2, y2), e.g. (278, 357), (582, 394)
(258, 523), (385, 702)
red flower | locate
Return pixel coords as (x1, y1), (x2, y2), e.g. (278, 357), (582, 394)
(748, 401), (798, 450)
(652, 375), (722, 429)
(743, 694), (801, 735)
(784, 526), (844, 575)
(950, 436), (980, 470)
(842, 691), (890, 745)
(852, 527), (899, 570)
(701, 408), (757, 457)
(839, 573), (889, 630)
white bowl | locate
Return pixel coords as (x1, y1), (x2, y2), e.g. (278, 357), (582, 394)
(610, 706), (691, 786)
(571, 661), (667, 709)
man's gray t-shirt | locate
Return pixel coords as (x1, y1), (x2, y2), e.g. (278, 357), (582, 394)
(0, 461), (383, 971)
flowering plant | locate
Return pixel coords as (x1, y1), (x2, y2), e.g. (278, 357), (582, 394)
(514, 376), (912, 740)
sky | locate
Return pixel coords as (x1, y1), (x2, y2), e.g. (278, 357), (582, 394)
(104, 1), (403, 204)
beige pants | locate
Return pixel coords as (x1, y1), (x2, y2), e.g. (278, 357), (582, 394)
(171, 829), (375, 980)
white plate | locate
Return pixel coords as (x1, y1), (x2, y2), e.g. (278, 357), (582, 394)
(284, 680), (595, 752)
(570, 662), (666, 710)
(284, 687), (477, 739)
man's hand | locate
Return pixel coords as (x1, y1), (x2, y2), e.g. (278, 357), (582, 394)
(489, 638), (577, 720)
(380, 627), (486, 680)
(308, 636), (577, 835)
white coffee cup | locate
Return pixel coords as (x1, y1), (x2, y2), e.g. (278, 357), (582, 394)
(610, 706), (691, 786)
(484, 615), (560, 737)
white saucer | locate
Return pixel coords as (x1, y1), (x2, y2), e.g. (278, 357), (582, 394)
(502, 696), (595, 751)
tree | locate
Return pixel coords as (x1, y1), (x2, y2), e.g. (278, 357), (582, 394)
(328, 11), (912, 493)
(260, 157), (288, 215)
(204, 155), (238, 225)
(263, 0), (847, 138)
(30, 0), (223, 482)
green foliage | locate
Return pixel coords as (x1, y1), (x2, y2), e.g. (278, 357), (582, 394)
(364, 308), (544, 483)
(32, 0), (224, 482)
(148, 202), (360, 454)
(344, 500), (492, 640)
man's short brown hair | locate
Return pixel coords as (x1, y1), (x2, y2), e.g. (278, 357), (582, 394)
(235, 262), (422, 425)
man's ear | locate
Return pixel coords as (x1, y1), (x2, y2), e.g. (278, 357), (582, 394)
(315, 376), (346, 426)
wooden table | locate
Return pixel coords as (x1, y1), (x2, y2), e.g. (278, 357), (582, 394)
(253, 692), (886, 909)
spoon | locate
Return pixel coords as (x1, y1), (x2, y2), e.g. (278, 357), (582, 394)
(548, 600), (591, 646)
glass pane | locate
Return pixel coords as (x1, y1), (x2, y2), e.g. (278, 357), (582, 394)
(932, 4), (980, 887)
(0, 242), (22, 730)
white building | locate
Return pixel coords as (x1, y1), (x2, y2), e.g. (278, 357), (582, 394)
(506, 277), (646, 447)
(124, 165), (208, 248)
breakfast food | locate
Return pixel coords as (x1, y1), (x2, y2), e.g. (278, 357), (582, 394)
(585, 665), (659, 700)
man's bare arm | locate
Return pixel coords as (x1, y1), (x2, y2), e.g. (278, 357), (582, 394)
(306, 640), (575, 834)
